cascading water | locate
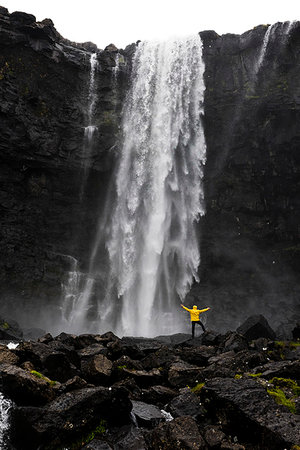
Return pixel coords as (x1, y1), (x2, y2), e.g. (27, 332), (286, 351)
(81, 52), (98, 194)
(95, 36), (206, 337)
(60, 53), (98, 332)
(0, 393), (12, 449)
(255, 24), (276, 76)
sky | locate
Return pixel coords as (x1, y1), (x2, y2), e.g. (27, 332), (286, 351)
(4, 0), (299, 49)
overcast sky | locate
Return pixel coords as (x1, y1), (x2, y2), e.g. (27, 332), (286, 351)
(4, 0), (299, 49)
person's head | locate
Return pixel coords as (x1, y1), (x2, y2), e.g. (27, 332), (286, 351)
(193, 305), (198, 310)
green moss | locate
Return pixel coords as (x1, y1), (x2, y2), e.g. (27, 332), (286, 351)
(269, 377), (300, 396)
(30, 370), (56, 386)
(247, 372), (262, 378)
(234, 374), (242, 380)
(191, 382), (205, 393)
(68, 419), (107, 449)
(267, 387), (296, 414)
(117, 365), (127, 370)
(1, 322), (10, 330)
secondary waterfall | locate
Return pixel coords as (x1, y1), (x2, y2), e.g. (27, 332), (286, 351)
(101, 36), (206, 337)
(0, 393), (12, 449)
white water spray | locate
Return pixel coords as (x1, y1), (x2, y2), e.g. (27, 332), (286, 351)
(104, 36), (206, 337)
(255, 24), (275, 75)
(0, 393), (12, 449)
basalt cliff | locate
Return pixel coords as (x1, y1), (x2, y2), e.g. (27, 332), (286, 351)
(0, 6), (299, 336)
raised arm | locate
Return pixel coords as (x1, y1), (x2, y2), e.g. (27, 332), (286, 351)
(181, 304), (191, 312)
(198, 307), (210, 313)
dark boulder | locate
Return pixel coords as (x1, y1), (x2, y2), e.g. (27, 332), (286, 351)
(131, 400), (165, 428)
(202, 377), (300, 449)
(237, 315), (276, 341)
(120, 337), (162, 359)
(166, 388), (206, 421)
(168, 360), (204, 388)
(141, 385), (178, 408)
(0, 345), (19, 365)
(0, 363), (56, 405)
(81, 353), (113, 385)
(146, 415), (206, 449)
(292, 324), (300, 340)
(175, 345), (216, 366)
(12, 385), (132, 449)
(0, 316), (23, 341)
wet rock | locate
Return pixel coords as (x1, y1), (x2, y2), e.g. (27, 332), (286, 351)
(168, 360), (204, 387)
(203, 349), (267, 379)
(166, 388), (206, 421)
(112, 425), (147, 449)
(0, 345), (19, 365)
(131, 400), (164, 428)
(81, 353), (113, 384)
(141, 345), (177, 370)
(120, 337), (162, 359)
(0, 315), (23, 341)
(141, 385), (178, 408)
(222, 332), (248, 353)
(202, 377), (300, 449)
(176, 345), (216, 366)
(147, 415), (206, 449)
(292, 324), (300, 340)
(83, 440), (113, 450)
(203, 425), (227, 448)
(0, 363), (56, 405)
(61, 375), (88, 393)
(12, 385), (132, 449)
(77, 343), (108, 358)
(256, 359), (300, 380)
(237, 315), (276, 341)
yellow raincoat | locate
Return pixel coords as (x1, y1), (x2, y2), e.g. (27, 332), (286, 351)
(181, 305), (210, 321)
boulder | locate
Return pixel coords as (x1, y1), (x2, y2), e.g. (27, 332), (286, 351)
(140, 346), (177, 370)
(0, 345), (19, 365)
(202, 377), (300, 449)
(292, 324), (300, 340)
(131, 400), (164, 428)
(175, 345), (216, 366)
(166, 388), (206, 421)
(141, 385), (177, 408)
(0, 316), (23, 341)
(0, 363), (56, 405)
(14, 341), (77, 382)
(222, 332), (248, 353)
(81, 354), (113, 385)
(77, 343), (108, 358)
(237, 315), (276, 341)
(120, 337), (162, 359)
(12, 386), (132, 449)
(256, 359), (300, 381)
(168, 360), (204, 388)
(147, 416), (206, 449)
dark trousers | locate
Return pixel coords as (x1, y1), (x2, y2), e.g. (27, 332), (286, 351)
(192, 320), (205, 338)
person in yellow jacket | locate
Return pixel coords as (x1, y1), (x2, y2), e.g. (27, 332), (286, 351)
(181, 304), (210, 338)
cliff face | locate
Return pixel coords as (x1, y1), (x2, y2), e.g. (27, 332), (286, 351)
(0, 7), (299, 335)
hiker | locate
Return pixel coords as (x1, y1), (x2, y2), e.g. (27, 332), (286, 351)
(181, 304), (210, 338)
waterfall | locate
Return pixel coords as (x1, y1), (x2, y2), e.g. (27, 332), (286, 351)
(60, 53), (99, 333)
(0, 393), (12, 449)
(81, 52), (98, 191)
(255, 24), (276, 75)
(101, 36), (206, 337)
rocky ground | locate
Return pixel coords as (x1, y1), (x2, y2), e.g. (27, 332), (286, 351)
(0, 315), (299, 449)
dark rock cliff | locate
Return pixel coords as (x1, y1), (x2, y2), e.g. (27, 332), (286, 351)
(0, 6), (299, 335)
